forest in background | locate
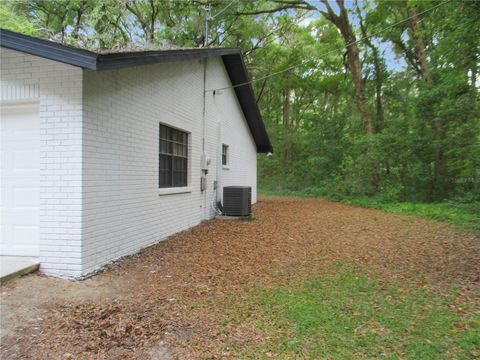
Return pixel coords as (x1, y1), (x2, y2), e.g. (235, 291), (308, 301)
(1, 0), (479, 213)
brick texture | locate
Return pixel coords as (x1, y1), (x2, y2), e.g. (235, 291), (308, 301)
(82, 57), (256, 275)
(1, 48), (83, 278)
(1, 48), (257, 278)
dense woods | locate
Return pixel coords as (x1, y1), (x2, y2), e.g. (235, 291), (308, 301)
(3, 0), (478, 203)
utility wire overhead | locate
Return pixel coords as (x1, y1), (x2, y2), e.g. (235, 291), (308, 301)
(204, 0), (237, 45)
(211, 0), (237, 19)
(206, 0), (451, 92)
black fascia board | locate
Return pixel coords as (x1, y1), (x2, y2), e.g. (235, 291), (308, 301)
(0, 29), (239, 70)
(0, 29), (97, 69)
(96, 48), (240, 70)
(221, 54), (273, 153)
(0, 28), (272, 153)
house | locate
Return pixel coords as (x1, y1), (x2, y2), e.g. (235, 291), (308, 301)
(0, 29), (272, 279)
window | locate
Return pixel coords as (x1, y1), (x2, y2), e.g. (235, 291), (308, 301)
(222, 144), (229, 166)
(159, 124), (188, 188)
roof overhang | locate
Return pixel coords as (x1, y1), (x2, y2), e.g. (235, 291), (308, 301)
(0, 29), (272, 153)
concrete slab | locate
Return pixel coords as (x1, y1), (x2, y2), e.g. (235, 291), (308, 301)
(216, 215), (251, 220)
(0, 257), (39, 285)
(216, 215), (245, 220)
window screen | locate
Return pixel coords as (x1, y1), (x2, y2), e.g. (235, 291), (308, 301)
(222, 144), (229, 166)
(159, 124), (188, 188)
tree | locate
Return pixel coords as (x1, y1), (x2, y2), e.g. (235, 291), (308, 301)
(2, 0), (478, 201)
(319, 0), (373, 135)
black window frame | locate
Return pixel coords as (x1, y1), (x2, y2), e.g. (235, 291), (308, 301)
(222, 144), (229, 166)
(159, 124), (188, 188)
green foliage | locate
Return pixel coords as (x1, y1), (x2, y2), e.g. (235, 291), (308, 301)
(258, 0), (480, 204)
(0, 2), (37, 36)
(2, 0), (479, 205)
(342, 198), (480, 233)
(242, 268), (480, 359)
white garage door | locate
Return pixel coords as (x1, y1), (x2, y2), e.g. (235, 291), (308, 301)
(0, 104), (40, 257)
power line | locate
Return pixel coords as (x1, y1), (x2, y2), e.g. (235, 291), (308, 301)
(211, 0), (237, 19)
(206, 0), (451, 92)
(204, 0), (237, 46)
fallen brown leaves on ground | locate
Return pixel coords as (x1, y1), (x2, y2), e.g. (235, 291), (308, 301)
(1, 197), (479, 359)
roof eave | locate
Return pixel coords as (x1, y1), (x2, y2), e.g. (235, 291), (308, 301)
(95, 48), (240, 70)
(221, 54), (273, 154)
(0, 29), (97, 69)
(0, 28), (272, 153)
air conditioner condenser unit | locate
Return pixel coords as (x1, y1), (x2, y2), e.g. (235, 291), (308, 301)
(223, 186), (252, 216)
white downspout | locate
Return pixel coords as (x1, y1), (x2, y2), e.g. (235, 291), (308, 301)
(217, 120), (222, 204)
(201, 57), (208, 220)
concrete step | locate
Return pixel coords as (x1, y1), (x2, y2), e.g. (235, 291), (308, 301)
(0, 257), (39, 285)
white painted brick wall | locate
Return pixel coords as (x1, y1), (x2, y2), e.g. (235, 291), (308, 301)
(2, 48), (258, 278)
(82, 57), (257, 276)
(206, 58), (257, 205)
(1, 48), (83, 278)
(82, 60), (206, 274)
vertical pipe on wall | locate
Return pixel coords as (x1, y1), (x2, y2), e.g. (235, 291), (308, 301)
(202, 58), (207, 156)
(201, 57), (208, 219)
(216, 120), (222, 204)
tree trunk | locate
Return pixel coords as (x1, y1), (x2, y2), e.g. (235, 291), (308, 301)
(149, 0), (157, 43)
(283, 87), (290, 175)
(72, 0), (86, 39)
(373, 62), (384, 132)
(406, 1), (430, 82)
(321, 0), (373, 135)
(471, 66), (478, 91)
(358, 11), (384, 131)
(126, 2), (155, 43)
(406, 3), (444, 197)
(322, 90), (329, 114)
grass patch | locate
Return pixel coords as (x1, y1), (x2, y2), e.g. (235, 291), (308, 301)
(237, 268), (480, 359)
(259, 189), (480, 233)
(342, 197), (480, 232)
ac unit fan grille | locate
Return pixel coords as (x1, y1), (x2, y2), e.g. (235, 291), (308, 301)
(223, 186), (252, 216)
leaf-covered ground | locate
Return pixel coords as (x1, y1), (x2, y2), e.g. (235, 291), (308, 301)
(1, 197), (479, 359)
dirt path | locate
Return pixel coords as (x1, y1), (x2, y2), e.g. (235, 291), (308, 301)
(1, 197), (479, 359)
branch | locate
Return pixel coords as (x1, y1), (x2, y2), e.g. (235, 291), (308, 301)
(236, 5), (310, 16)
(207, 14), (240, 46)
(125, 1), (147, 29)
(273, 0), (318, 10)
(256, 68), (272, 104)
(320, 0), (338, 23)
(391, 38), (421, 75)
